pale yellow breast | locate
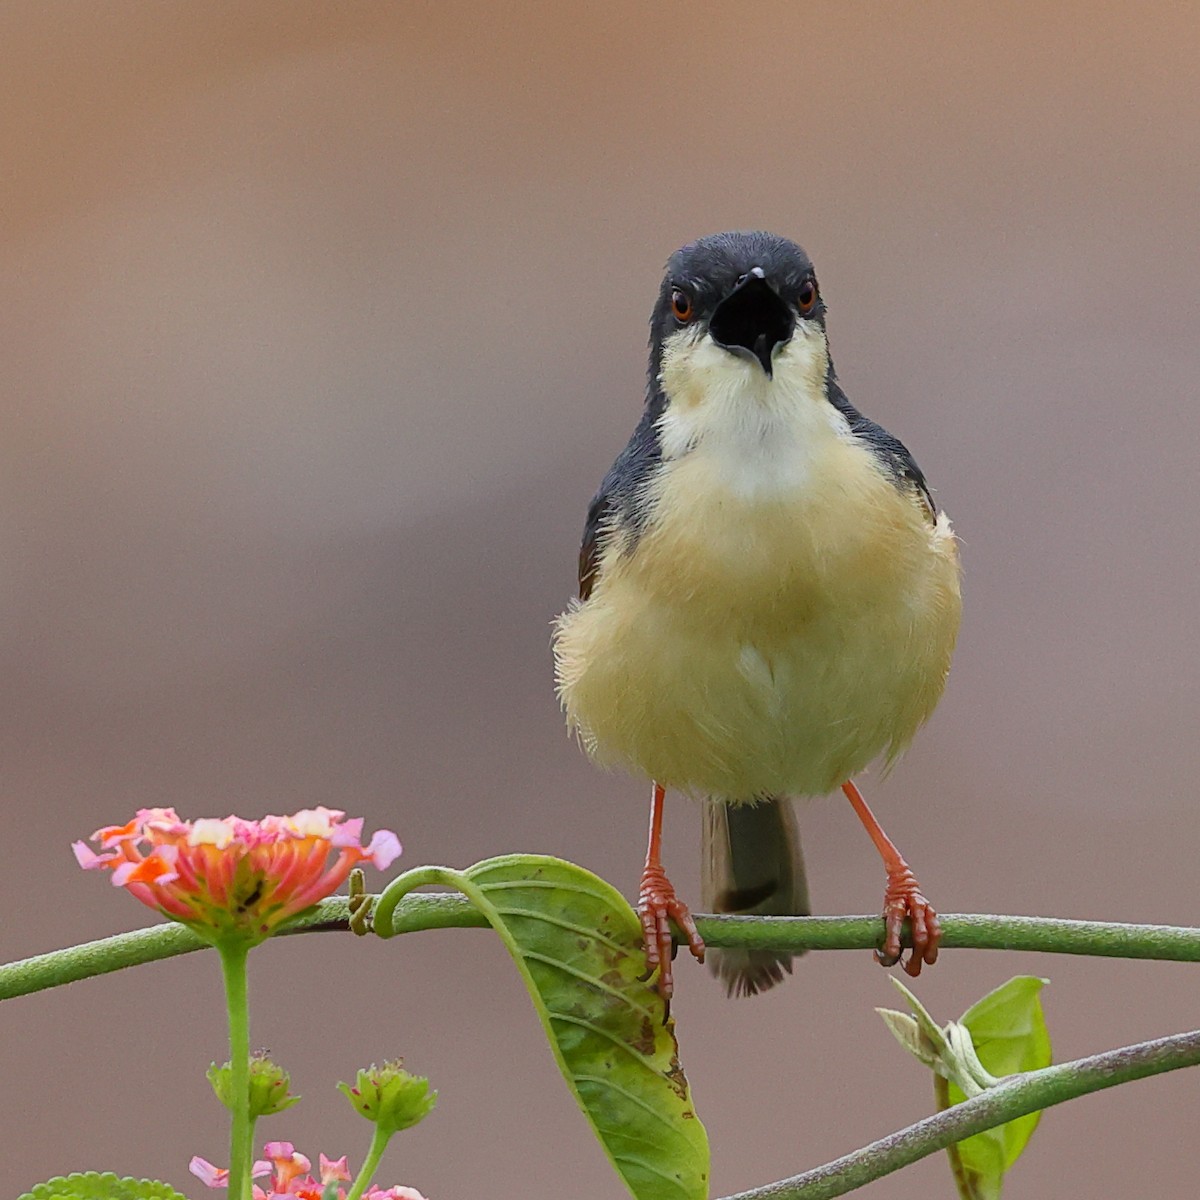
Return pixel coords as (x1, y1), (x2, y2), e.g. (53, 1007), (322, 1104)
(553, 342), (961, 802)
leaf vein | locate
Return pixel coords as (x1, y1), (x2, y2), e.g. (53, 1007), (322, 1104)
(575, 1073), (694, 1129)
(486, 905), (631, 953)
(522, 951), (656, 1018)
(549, 1010), (661, 1069)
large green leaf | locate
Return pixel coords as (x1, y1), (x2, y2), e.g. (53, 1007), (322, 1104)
(18, 1174), (188, 1200)
(947, 976), (1052, 1199)
(375, 854), (710, 1200)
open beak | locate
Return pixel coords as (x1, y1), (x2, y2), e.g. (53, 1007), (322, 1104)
(708, 268), (795, 377)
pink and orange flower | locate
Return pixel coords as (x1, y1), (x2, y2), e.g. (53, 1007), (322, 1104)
(74, 806), (400, 944)
(191, 1141), (427, 1200)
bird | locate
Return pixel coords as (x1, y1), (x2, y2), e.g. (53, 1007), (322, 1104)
(553, 231), (961, 1005)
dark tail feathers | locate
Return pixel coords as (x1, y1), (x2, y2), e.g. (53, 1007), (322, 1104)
(701, 797), (809, 997)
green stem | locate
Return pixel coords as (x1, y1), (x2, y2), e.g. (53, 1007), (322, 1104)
(715, 1027), (1200, 1200)
(933, 1074), (976, 1200)
(6, 905), (1200, 1002)
(345, 1123), (391, 1200)
(219, 942), (253, 1200)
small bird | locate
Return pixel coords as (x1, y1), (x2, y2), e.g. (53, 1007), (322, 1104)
(553, 231), (961, 1004)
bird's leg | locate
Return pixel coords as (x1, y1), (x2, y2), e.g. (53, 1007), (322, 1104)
(841, 778), (941, 977)
(638, 782), (705, 1010)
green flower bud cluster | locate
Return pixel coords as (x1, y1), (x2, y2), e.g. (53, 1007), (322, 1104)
(338, 1061), (437, 1135)
(208, 1052), (299, 1119)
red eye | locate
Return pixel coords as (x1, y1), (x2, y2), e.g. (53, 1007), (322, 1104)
(798, 279), (818, 315)
(671, 288), (694, 322)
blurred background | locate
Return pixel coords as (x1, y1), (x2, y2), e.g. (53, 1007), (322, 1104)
(3, 3), (1199, 1196)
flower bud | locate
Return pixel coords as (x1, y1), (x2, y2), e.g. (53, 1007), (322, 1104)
(208, 1052), (299, 1118)
(338, 1061), (436, 1135)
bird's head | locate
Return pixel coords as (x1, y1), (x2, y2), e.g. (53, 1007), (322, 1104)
(648, 231), (829, 406)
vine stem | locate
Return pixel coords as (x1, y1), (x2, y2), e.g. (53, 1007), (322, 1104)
(7, 895), (1200, 1199)
(713, 1026), (1200, 1200)
(933, 1074), (976, 1200)
(4, 902), (1200, 1002)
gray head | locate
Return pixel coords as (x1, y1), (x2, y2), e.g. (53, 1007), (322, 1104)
(649, 231), (825, 383)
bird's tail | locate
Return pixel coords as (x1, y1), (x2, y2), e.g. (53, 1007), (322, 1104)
(701, 797), (809, 997)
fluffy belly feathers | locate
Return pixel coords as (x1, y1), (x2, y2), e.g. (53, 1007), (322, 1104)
(553, 434), (961, 801)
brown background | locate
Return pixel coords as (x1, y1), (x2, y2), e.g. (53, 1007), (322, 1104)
(3, 3), (1199, 1197)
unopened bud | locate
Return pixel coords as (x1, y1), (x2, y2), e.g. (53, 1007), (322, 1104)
(338, 1061), (436, 1135)
(208, 1052), (299, 1118)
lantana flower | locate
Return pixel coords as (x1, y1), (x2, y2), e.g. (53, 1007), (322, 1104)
(74, 806), (400, 945)
(190, 1142), (428, 1199)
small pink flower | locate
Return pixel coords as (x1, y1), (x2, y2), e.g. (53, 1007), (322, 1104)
(262, 1143), (311, 1190)
(190, 1155), (271, 1190)
(74, 806), (400, 944)
(194, 1144), (427, 1200)
(320, 1155), (352, 1184)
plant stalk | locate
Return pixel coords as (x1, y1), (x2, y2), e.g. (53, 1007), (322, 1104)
(344, 1123), (391, 1200)
(218, 942), (254, 1200)
(6, 904), (1200, 1002)
(933, 1073), (977, 1200)
(716, 1027), (1200, 1200)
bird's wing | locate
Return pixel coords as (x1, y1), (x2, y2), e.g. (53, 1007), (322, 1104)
(578, 491), (609, 601)
(826, 376), (938, 521)
(577, 395), (667, 600)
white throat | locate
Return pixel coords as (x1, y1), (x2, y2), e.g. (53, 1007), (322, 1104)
(655, 325), (851, 500)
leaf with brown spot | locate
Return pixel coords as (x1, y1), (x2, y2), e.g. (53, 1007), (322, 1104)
(375, 854), (709, 1200)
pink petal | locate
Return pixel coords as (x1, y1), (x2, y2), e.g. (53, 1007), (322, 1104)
(136, 808), (186, 838)
(366, 830), (402, 869)
(73, 841), (117, 869)
(329, 815), (364, 847)
(188, 817), (239, 849)
(91, 817), (143, 847)
(112, 847), (180, 888)
(189, 1156), (229, 1188)
(319, 1154), (351, 1183)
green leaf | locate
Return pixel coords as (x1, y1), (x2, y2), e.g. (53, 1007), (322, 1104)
(876, 1008), (930, 1065)
(947, 976), (1052, 1198)
(17, 1173), (189, 1200)
(374, 854), (710, 1200)
(879, 978), (958, 1080)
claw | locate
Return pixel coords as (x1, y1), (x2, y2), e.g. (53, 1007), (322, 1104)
(840, 779), (942, 978)
(639, 863), (705, 1018)
(878, 863), (941, 977)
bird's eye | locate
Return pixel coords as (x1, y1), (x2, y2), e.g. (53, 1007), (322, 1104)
(671, 288), (694, 322)
(798, 279), (819, 316)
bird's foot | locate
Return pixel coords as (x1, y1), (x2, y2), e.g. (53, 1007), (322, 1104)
(877, 861), (941, 978)
(638, 864), (705, 1014)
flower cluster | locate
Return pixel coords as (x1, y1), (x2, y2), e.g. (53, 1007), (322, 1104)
(73, 807), (401, 944)
(191, 1142), (427, 1200)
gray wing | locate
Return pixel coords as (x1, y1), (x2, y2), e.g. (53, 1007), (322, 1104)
(578, 393), (666, 599)
(826, 375), (937, 520)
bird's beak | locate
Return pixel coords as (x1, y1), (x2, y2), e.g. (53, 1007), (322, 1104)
(708, 269), (795, 378)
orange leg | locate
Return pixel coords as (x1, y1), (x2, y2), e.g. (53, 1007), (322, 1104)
(841, 779), (941, 977)
(638, 782), (705, 1011)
